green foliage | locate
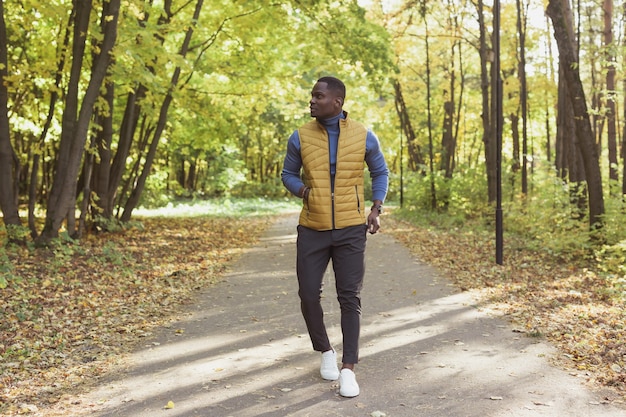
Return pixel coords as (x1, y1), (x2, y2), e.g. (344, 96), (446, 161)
(400, 165), (489, 221)
(0, 251), (17, 289)
(48, 234), (85, 269)
(4, 224), (31, 244)
(233, 177), (288, 199)
(504, 195), (593, 256)
(447, 166), (490, 218)
(596, 240), (626, 277)
(93, 215), (125, 233)
(398, 161), (626, 288)
(593, 197), (626, 280)
(140, 170), (175, 209)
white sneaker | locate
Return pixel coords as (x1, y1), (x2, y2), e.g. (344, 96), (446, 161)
(339, 368), (360, 397)
(320, 350), (340, 380)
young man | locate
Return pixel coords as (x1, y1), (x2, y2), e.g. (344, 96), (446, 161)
(281, 76), (389, 397)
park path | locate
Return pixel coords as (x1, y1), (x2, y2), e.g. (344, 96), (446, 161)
(54, 213), (625, 417)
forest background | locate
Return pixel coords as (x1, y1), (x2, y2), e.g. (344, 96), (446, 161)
(1, 0), (626, 414)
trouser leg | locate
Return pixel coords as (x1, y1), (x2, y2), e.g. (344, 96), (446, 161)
(331, 224), (367, 365)
(296, 225), (332, 352)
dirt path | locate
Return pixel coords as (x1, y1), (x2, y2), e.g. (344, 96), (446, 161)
(49, 214), (625, 416)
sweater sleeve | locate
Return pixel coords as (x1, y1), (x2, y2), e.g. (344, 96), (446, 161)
(365, 130), (389, 203)
(281, 130), (305, 196)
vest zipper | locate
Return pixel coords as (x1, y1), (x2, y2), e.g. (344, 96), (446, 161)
(355, 185), (360, 213)
(331, 191), (335, 229)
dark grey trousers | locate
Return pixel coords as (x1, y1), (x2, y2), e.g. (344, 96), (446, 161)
(296, 224), (368, 365)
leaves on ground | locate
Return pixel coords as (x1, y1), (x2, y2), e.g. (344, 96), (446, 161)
(385, 215), (626, 401)
(0, 216), (272, 415)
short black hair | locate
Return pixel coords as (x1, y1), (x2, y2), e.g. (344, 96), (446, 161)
(317, 76), (346, 101)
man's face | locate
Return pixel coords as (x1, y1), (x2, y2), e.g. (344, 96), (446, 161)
(309, 82), (342, 119)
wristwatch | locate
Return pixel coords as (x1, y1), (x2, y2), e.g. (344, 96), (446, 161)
(372, 204), (383, 214)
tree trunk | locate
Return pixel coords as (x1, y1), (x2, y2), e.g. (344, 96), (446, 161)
(440, 98), (455, 178)
(547, 0), (605, 229)
(187, 157), (197, 191)
(440, 4), (458, 181)
(27, 11), (72, 238)
(476, 0), (495, 203)
(623, 1), (626, 196)
(516, 0), (529, 195)
(92, 79), (115, 224)
(544, 14), (556, 163)
(454, 44), (465, 169)
(588, 2), (603, 160)
(563, 70), (587, 219)
(423, 17), (437, 210)
(87, 0), (117, 232)
(393, 80), (424, 172)
(38, 0), (120, 242)
(555, 65), (570, 181)
(0, 0), (22, 232)
(77, 138), (95, 238)
(604, 0), (618, 187)
(510, 112), (520, 176)
(97, 2), (174, 220)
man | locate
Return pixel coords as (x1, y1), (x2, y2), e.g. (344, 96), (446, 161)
(281, 76), (389, 397)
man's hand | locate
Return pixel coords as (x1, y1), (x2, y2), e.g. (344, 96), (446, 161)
(367, 210), (380, 234)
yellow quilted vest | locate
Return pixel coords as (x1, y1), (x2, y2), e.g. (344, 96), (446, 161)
(298, 115), (367, 231)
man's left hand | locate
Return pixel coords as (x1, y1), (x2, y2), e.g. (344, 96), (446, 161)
(367, 211), (380, 234)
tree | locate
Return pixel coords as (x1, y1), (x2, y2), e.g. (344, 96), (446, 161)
(603, 0), (618, 189)
(418, 1), (437, 210)
(547, 0), (604, 229)
(394, 80), (425, 172)
(38, 0), (121, 242)
(120, 0), (204, 222)
(516, 0), (529, 195)
(0, 0), (22, 234)
(476, 0), (496, 203)
(439, 0), (463, 181)
(623, 1), (626, 196)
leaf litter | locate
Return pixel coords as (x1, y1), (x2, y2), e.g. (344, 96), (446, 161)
(385, 215), (626, 404)
(0, 216), (272, 415)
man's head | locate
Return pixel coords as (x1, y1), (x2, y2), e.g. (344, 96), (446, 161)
(310, 76), (346, 119)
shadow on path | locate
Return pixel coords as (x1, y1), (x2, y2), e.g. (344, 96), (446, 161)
(57, 214), (625, 417)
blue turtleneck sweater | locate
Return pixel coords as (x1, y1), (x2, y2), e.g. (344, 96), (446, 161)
(281, 111), (389, 203)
